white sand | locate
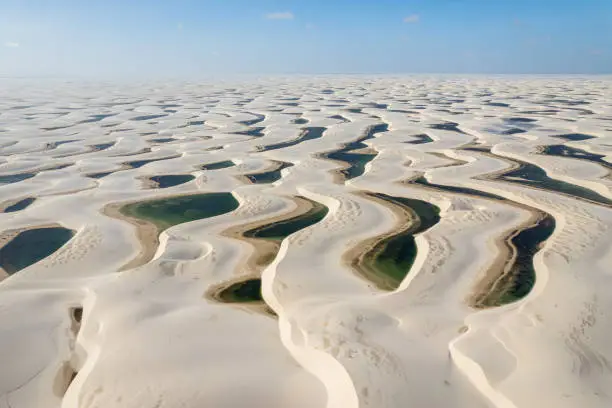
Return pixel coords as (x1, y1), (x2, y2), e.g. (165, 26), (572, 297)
(0, 76), (611, 408)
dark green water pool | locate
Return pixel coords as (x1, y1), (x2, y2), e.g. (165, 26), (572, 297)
(86, 171), (114, 179)
(200, 160), (235, 171)
(240, 114), (265, 126)
(124, 155), (179, 169)
(428, 122), (467, 134)
(91, 142), (115, 151)
(80, 114), (117, 123)
(245, 162), (294, 184)
(244, 197), (329, 241)
(217, 197), (329, 304)
(119, 193), (239, 232)
(356, 193), (440, 290)
(406, 134), (434, 145)
(328, 115), (349, 123)
(501, 160), (612, 206)
(408, 176), (557, 306)
(4, 197), (36, 213)
(539, 144), (611, 170)
(218, 278), (263, 303)
(413, 176), (506, 201)
(0, 173), (36, 184)
(461, 146), (612, 206)
(0, 227), (74, 274)
(322, 123), (388, 181)
(149, 174), (195, 188)
(551, 133), (595, 141)
(481, 214), (555, 307)
(132, 114), (167, 121)
(235, 127), (265, 137)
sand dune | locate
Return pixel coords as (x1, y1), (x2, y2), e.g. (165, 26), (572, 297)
(0, 76), (611, 408)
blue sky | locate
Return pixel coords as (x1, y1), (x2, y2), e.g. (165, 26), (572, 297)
(1, 0), (611, 78)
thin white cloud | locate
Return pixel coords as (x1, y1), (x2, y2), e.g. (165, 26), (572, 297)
(177, 22), (184, 30)
(266, 11), (294, 20)
(403, 14), (420, 23)
(4, 41), (19, 48)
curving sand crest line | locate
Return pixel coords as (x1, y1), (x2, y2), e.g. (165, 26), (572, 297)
(60, 287), (104, 408)
(261, 239), (360, 408)
(449, 331), (519, 408)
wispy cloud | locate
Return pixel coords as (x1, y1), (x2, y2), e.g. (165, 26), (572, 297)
(4, 41), (19, 48)
(403, 14), (420, 23)
(177, 22), (184, 30)
(266, 11), (294, 20)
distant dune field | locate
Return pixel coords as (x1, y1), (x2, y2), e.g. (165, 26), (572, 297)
(0, 76), (611, 408)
